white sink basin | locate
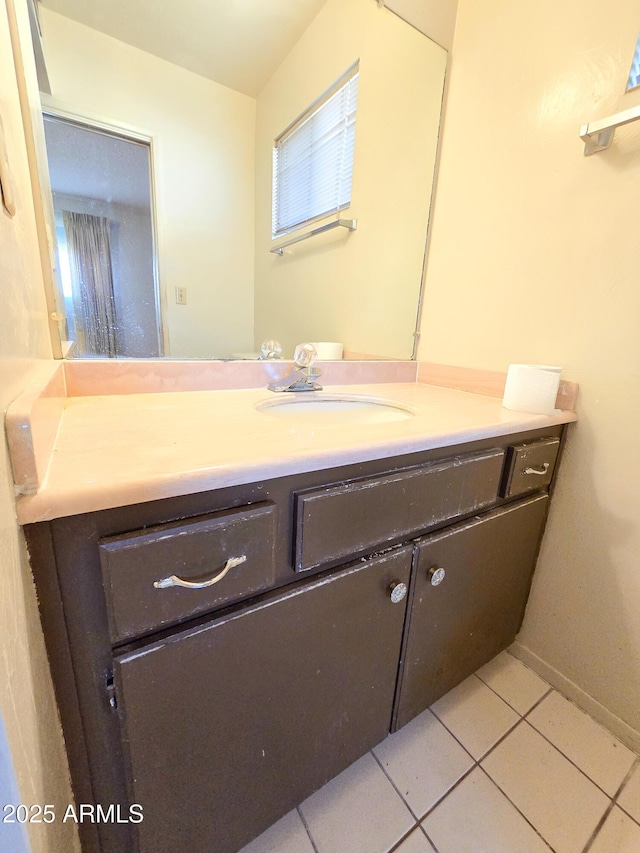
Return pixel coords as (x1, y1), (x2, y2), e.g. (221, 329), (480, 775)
(255, 393), (415, 424)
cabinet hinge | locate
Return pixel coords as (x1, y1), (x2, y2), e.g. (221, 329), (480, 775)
(106, 673), (118, 710)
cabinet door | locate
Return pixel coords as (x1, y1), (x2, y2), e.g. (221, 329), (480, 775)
(394, 495), (548, 730)
(114, 547), (412, 853)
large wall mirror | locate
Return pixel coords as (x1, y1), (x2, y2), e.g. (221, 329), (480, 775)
(35, 0), (447, 360)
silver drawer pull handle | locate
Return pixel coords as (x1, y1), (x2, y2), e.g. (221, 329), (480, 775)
(523, 463), (550, 476)
(153, 555), (247, 590)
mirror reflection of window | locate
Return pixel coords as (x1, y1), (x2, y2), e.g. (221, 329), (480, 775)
(42, 116), (162, 358)
(273, 63), (359, 237)
(627, 34), (640, 91)
(54, 219), (76, 344)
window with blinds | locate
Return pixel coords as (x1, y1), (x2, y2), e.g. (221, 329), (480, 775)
(272, 63), (359, 238)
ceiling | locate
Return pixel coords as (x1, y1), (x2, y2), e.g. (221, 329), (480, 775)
(37, 0), (330, 97)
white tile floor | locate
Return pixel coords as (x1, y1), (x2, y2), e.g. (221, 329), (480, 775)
(241, 651), (640, 853)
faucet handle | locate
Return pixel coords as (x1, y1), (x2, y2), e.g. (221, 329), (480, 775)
(260, 339), (283, 359)
(267, 342), (322, 392)
(293, 343), (317, 369)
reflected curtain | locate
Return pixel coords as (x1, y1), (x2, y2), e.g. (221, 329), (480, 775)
(63, 210), (119, 357)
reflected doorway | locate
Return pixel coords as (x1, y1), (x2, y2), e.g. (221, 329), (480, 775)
(43, 114), (162, 358)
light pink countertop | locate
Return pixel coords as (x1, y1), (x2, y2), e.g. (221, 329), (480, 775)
(13, 379), (577, 525)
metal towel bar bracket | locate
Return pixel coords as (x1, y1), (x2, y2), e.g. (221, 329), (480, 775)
(270, 218), (357, 255)
(580, 103), (640, 155)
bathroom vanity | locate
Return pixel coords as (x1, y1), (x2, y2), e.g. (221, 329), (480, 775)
(19, 380), (570, 853)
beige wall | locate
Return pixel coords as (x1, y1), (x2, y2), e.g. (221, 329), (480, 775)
(420, 0), (640, 739)
(39, 7), (256, 359)
(0, 0), (78, 849)
(254, 0), (446, 359)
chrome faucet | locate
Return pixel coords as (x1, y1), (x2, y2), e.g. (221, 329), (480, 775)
(268, 343), (323, 392)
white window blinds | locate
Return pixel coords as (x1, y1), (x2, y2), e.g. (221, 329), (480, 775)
(272, 65), (359, 237)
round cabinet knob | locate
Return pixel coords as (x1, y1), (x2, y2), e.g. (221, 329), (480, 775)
(389, 581), (408, 604)
(428, 567), (446, 586)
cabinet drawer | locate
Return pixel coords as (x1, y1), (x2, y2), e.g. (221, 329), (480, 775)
(99, 502), (276, 643)
(295, 449), (505, 571)
(501, 438), (560, 498)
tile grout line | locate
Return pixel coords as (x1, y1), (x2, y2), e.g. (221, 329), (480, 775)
(400, 717), (557, 851)
(419, 689), (533, 822)
(520, 708), (637, 801)
(425, 687), (564, 852)
(419, 822), (442, 853)
(478, 712), (636, 853)
(408, 757), (478, 823)
(475, 764), (557, 852)
(475, 670), (552, 717)
(473, 674), (640, 843)
(579, 758), (640, 853)
(429, 689), (525, 767)
(519, 717), (619, 802)
(422, 765), (477, 823)
(615, 803), (640, 830)
(521, 685), (640, 799)
(296, 805), (320, 853)
(613, 757), (640, 830)
(370, 748), (475, 853)
(581, 807), (613, 853)
(372, 722), (482, 834)
(370, 748), (424, 824)
(464, 708), (562, 851)
(413, 709), (527, 824)
(369, 749), (445, 853)
(583, 755), (640, 848)
(385, 824), (424, 853)
(520, 684), (554, 716)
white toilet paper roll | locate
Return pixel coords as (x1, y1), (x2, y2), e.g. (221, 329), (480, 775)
(502, 364), (561, 414)
(307, 342), (343, 360)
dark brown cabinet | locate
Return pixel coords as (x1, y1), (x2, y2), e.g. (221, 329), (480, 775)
(25, 424), (567, 853)
(394, 494), (548, 730)
(115, 547), (412, 853)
